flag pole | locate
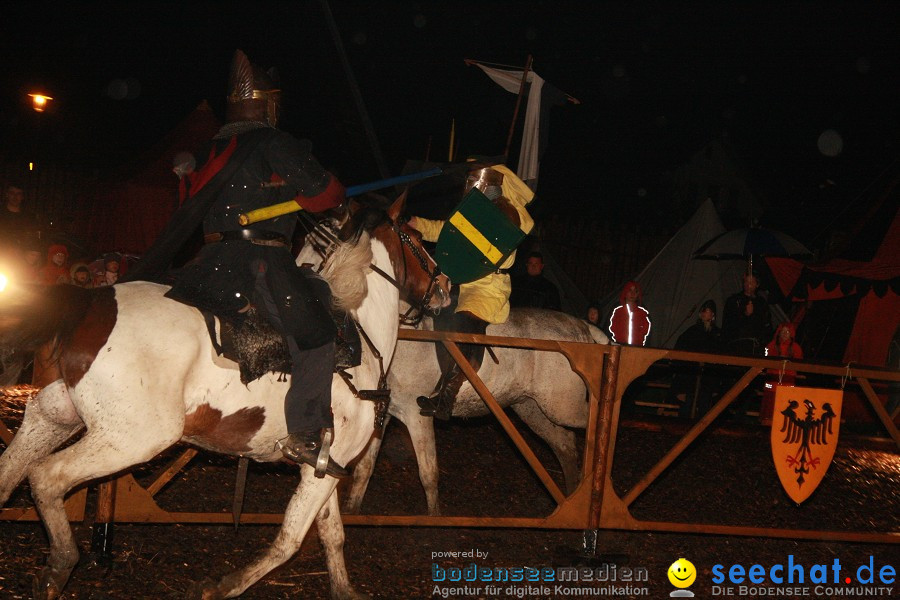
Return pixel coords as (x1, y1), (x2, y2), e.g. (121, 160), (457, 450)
(448, 118), (456, 162)
(319, 0), (391, 179)
(503, 54), (533, 164)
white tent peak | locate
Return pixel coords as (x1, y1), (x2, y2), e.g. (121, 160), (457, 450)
(600, 198), (745, 348)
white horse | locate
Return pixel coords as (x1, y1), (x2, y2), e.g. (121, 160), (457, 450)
(344, 307), (607, 515)
(0, 195), (449, 600)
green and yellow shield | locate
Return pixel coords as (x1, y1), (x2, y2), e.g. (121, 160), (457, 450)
(434, 189), (527, 284)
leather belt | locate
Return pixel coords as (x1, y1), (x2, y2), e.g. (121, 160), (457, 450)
(204, 229), (289, 248)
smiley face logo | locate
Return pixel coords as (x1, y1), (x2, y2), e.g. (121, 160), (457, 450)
(667, 558), (696, 588)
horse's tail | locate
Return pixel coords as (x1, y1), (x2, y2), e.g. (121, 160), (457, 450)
(587, 323), (609, 345)
(0, 284), (94, 385)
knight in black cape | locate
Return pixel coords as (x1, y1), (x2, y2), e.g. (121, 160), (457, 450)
(124, 50), (349, 478)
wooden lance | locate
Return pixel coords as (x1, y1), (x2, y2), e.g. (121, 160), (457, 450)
(238, 167), (443, 226)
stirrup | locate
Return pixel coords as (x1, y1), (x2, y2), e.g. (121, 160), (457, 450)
(315, 428), (333, 477)
(417, 394), (452, 421)
(275, 429), (351, 479)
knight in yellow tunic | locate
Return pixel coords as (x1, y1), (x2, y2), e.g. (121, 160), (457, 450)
(409, 163), (534, 420)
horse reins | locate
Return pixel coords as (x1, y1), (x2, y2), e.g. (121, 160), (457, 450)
(390, 225), (444, 326)
(301, 216), (444, 326)
(300, 214), (445, 424)
(334, 320), (391, 428)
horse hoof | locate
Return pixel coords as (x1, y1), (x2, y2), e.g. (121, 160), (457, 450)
(187, 577), (225, 600)
(84, 551), (114, 576)
(331, 587), (372, 600)
(31, 570), (63, 600)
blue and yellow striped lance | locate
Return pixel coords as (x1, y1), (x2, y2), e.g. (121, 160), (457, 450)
(238, 167), (443, 226)
(434, 188), (528, 284)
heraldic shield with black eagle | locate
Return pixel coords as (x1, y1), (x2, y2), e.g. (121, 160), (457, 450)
(770, 386), (843, 504)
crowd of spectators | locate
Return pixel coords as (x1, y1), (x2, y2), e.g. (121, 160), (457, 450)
(569, 270), (795, 422)
(0, 181), (128, 291)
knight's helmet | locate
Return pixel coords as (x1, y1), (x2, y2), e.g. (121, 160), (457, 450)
(463, 164), (504, 200)
(226, 49), (282, 127)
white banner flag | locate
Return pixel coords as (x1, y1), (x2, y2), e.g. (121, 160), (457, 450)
(472, 63), (545, 186)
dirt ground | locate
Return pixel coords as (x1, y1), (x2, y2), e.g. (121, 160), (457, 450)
(1, 385), (897, 600)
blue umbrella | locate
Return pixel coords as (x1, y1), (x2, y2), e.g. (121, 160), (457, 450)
(694, 226), (813, 258)
(693, 226), (813, 274)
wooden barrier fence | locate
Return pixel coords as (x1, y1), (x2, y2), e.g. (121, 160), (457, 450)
(1, 333), (898, 546)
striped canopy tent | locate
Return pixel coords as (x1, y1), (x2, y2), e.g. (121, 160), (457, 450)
(767, 203), (899, 368)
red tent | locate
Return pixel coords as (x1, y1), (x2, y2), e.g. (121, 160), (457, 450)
(83, 101), (221, 255)
(767, 204), (899, 369)
(766, 174), (899, 425)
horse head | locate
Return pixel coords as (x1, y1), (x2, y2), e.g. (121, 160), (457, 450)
(323, 192), (450, 317)
(377, 191), (450, 314)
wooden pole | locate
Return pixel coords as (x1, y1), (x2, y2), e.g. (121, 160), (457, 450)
(503, 55), (533, 164)
(448, 118), (455, 162)
(90, 480), (118, 561)
(318, 0), (391, 179)
(589, 345), (619, 530)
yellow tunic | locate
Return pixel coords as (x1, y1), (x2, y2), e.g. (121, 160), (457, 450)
(414, 165), (534, 324)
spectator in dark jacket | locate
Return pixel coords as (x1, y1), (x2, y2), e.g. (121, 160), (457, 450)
(509, 251), (561, 311)
(585, 302), (602, 327)
(675, 299), (722, 354)
(722, 272), (772, 356)
(671, 299), (723, 418)
(0, 181), (40, 252)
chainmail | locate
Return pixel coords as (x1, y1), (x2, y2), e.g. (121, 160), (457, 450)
(213, 121), (273, 140)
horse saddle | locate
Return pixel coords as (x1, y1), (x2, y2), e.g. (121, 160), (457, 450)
(202, 307), (361, 384)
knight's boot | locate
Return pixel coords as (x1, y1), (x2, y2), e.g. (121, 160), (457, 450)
(417, 365), (467, 421)
(277, 428), (351, 479)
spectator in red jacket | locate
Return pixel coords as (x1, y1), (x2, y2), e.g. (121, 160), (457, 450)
(39, 243), (70, 285)
(608, 281), (651, 346)
(760, 321), (804, 425)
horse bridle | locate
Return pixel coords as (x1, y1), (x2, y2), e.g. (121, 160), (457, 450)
(300, 214), (447, 429)
(384, 224), (445, 326)
(302, 215), (446, 325)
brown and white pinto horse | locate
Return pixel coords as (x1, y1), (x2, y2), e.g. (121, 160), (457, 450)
(0, 194), (449, 600)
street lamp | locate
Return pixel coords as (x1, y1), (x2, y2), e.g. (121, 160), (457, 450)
(28, 93), (53, 112)
(27, 92), (54, 173)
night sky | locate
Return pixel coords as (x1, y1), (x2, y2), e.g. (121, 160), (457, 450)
(2, 1), (898, 247)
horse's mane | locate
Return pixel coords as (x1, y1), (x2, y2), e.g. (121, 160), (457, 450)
(314, 201), (391, 312)
(317, 231), (373, 312)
